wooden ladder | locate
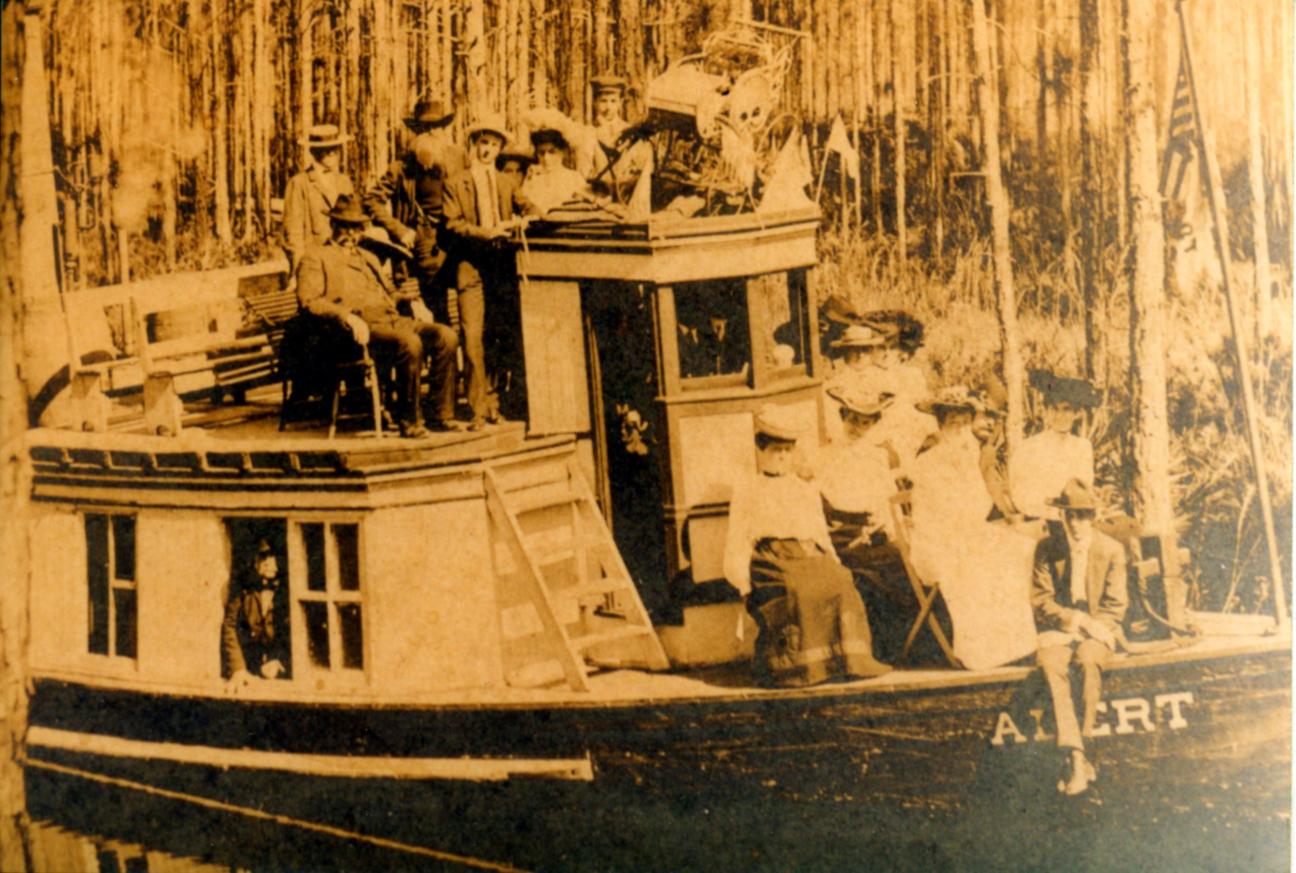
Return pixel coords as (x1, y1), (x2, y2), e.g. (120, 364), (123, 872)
(484, 451), (670, 691)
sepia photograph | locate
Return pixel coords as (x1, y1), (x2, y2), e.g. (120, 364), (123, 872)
(0, 0), (1291, 869)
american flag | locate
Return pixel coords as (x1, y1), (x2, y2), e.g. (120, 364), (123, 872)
(1159, 51), (1198, 202)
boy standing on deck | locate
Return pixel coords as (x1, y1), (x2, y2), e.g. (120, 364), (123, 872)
(1031, 479), (1129, 796)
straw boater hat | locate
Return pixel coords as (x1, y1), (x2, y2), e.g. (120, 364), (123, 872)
(753, 404), (803, 443)
(466, 111), (511, 145)
(327, 194), (368, 225)
(830, 323), (890, 351)
(1047, 478), (1099, 513)
(1028, 368), (1101, 409)
(404, 94), (455, 131)
(590, 74), (628, 94)
(826, 385), (894, 418)
(359, 225), (412, 262)
(300, 123), (352, 149)
(915, 385), (978, 415)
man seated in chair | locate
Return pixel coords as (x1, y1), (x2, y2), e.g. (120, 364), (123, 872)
(296, 195), (459, 438)
(1031, 478), (1128, 796)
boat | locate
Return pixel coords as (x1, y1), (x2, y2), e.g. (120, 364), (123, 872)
(9, 7), (1289, 867)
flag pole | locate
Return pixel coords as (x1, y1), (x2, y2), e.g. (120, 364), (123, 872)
(1176, 0), (1288, 629)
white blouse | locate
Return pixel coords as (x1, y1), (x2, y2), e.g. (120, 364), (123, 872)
(1010, 430), (1095, 520)
(817, 437), (898, 536)
(723, 471), (834, 596)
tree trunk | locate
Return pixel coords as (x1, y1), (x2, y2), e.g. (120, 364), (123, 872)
(213, 0), (232, 244)
(871, 0), (883, 236)
(1244, 2), (1272, 344)
(1078, 0), (1100, 381)
(970, 0), (1024, 454)
(891, 0), (906, 258)
(1123, 0), (1172, 535)
(1, 5), (32, 869)
(465, 0), (486, 110)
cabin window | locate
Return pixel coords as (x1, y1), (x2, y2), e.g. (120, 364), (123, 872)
(748, 271), (809, 380)
(674, 280), (752, 385)
(295, 521), (365, 672)
(84, 513), (137, 659)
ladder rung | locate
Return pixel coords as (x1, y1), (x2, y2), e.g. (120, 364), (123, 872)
(508, 488), (579, 515)
(571, 625), (653, 652)
(567, 577), (635, 600)
(528, 534), (604, 567)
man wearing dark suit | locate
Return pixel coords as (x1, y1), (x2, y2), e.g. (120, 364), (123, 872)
(1031, 478), (1129, 796)
(363, 94), (464, 314)
(443, 112), (533, 429)
(223, 539), (289, 685)
(297, 195), (459, 437)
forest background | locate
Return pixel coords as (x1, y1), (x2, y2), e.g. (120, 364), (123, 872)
(33, 0), (1296, 616)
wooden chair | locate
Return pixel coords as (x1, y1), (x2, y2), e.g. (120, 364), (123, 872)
(278, 314), (385, 438)
(888, 490), (961, 668)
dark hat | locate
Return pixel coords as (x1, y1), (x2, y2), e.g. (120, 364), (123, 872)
(1029, 368), (1101, 409)
(591, 74), (628, 93)
(1047, 478), (1099, 512)
(466, 111), (510, 145)
(753, 404), (803, 443)
(300, 123), (352, 148)
(827, 385), (894, 418)
(497, 142), (535, 169)
(864, 309), (925, 353)
(360, 225), (412, 262)
(328, 194), (368, 225)
(530, 126), (570, 151)
(404, 95), (455, 130)
(821, 293), (865, 326)
(916, 385), (978, 415)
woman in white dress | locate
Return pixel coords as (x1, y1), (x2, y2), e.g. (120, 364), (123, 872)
(519, 125), (591, 217)
(907, 386), (1038, 670)
(1010, 370), (1099, 523)
(724, 405), (892, 687)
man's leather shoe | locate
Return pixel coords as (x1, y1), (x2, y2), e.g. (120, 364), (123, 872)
(399, 422), (430, 439)
(427, 419), (464, 432)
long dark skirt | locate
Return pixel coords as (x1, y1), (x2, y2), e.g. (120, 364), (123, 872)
(747, 538), (882, 687)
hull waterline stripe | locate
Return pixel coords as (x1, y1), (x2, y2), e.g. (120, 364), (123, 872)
(23, 756), (532, 873)
(27, 725), (595, 782)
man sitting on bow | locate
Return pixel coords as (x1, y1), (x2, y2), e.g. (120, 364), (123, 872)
(296, 195), (459, 437)
(1031, 478), (1129, 796)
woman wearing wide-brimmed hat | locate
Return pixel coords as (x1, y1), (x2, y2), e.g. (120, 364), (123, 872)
(281, 123), (355, 271)
(906, 385), (1039, 670)
(722, 405), (891, 687)
(1011, 369), (1101, 522)
(824, 322), (934, 459)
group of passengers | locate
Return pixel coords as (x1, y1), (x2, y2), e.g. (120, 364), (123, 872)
(279, 79), (634, 437)
(724, 312), (1125, 795)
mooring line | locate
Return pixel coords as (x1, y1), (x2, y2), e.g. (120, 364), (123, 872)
(24, 756), (533, 873)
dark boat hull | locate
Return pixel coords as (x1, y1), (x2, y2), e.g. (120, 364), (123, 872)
(23, 640), (1291, 870)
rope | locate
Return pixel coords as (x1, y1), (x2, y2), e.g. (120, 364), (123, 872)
(23, 756), (533, 873)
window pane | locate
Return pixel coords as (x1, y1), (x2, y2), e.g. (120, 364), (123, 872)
(675, 280), (750, 379)
(756, 272), (805, 370)
(111, 515), (136, 582)
(337, 603), (364, 669)
(85, 514), (109, 655)
(302, 523), (326, 591)
(334, 524), (360, 591)
(112, 589), (137, 659)
(303, 601), (330, 667)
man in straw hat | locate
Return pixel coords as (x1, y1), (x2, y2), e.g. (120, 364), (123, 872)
(281, 123), (356, 272)
(723, 403), (891, 687)
(296, 195), (459, 438)
(364, 94), (464, 318)
(443, 110), (534, 430)
(1031, 478), (1128, 796)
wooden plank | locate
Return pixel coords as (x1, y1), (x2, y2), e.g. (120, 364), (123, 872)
(518, 279), (591, 436)
(27, 726), (593, 781)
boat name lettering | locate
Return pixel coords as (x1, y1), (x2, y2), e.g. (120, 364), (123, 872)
(990, 691), (1195, 746)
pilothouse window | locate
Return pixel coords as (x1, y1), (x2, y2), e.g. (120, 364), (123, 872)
(84, 513), (137, 659)
(296, 521), (365, 672)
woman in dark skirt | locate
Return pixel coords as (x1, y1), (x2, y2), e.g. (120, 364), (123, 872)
(723, 405), (892, 687)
